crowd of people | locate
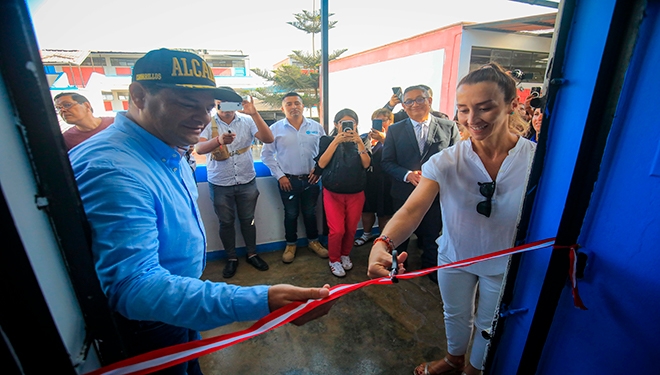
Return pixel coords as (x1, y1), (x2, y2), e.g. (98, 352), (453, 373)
(61, 48), (544, 375)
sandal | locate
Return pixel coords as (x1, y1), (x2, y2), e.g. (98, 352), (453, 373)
(353, 233), (374, 246)
(413, 356), (464, 375)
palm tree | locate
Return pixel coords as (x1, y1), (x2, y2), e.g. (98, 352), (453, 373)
(286, 8), (338, 55)
(251, 5), (347, 114)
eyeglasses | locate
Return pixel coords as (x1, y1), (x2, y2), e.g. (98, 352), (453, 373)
(402, 96), (428, 107)
(477, 181), (496, 217)
(55, 102), (80, 112)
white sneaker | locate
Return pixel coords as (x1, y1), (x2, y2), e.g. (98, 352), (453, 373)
(340, 255), (353, 270)
(329, 261), (346, 277)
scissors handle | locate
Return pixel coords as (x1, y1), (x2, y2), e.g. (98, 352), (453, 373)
(389, 250), (399, 283)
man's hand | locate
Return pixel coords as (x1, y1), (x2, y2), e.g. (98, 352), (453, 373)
(406, 171), (422, 186)
(268, 284), (334, 326)
(220, 132), (236, 145)
(279, 176), (292, 191)
(367, 242), (408, 279)
(389, 94), (401, 108)
(240, 95), (257, 116)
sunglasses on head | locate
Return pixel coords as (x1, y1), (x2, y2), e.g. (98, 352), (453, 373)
(477, 181), (496, 217)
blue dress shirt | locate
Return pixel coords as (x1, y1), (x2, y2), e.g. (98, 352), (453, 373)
(69, 113), (270, 331)
(261, 117), (325, 180)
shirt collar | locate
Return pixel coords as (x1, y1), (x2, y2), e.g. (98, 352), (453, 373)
(114, 113), (182, 168)
(410, 118), (429, 128)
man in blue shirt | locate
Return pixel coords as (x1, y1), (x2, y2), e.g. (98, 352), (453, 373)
(69, 49), (330, 374)
(261, 93), (329, 264)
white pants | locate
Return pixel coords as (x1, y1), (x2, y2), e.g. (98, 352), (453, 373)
(436, 267), (504, 370)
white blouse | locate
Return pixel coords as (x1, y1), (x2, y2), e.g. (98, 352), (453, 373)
(422, 137), (536, 276)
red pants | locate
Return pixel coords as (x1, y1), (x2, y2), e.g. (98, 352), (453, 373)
(323, 188), (365, 262)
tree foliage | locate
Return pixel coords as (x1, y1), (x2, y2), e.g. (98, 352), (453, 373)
(250, 9), (347, 109)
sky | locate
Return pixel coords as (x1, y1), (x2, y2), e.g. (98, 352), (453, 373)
(26, 0), (555, 71)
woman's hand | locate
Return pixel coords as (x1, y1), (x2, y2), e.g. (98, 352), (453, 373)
(334, 130), (355, 143)
(370, 129), (386, 143)
(367, 242), (408, 279)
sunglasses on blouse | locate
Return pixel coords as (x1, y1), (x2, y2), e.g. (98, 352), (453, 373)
(477, 181), (496, 217)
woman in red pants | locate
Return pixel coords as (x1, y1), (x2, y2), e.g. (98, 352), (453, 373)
(314, 108), (371, 277)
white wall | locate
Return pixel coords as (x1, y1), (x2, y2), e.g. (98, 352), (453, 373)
(328, 50), (445, 134)
(197, 176), (325, 253)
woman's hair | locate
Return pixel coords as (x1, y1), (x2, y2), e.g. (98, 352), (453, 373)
(333, 108), (359, 124)
(371, 108), (394, 122)
(457, 62), (529, 136)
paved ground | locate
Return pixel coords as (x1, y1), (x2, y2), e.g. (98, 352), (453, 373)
(198, 239), (454, 375)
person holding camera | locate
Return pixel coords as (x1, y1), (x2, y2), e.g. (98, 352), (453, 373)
(314, 109), (371, 277)
(195, 87), (274, 278)
(354, 108), (395, 247)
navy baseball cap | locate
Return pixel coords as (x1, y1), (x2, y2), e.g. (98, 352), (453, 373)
(132, 48), (242, 102)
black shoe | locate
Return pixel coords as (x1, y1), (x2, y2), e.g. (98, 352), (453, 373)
(223, 259), (238, 278)
(246, 254), (269, 271)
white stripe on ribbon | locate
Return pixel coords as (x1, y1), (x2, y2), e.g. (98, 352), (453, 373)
(86, 238), (556, 375)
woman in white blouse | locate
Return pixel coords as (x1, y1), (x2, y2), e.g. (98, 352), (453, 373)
(368, 63), (535, 375)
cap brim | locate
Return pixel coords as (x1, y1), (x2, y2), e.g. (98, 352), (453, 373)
(213, 87), (242, 102)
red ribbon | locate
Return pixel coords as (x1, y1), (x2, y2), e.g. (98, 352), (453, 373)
(86, 238), (564, 375)
(568, 246), (588, 310)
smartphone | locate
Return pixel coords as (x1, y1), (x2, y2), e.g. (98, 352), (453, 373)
(392, 87), (403, 102)
(341, 120), (354, 132)
(219, 101), (243, 111)
(372, 119), (383, 131)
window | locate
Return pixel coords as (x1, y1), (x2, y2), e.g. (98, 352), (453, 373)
(469, 47), (549, 83)
(102, 92), (114, 101)
(80, 56), (107, 66)
(109, 58), (139, 67)
(207, 59), (245, 69)
(117, 93), (129, 101)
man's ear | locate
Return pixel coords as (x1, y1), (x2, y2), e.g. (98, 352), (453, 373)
(129, 82), (147, 110)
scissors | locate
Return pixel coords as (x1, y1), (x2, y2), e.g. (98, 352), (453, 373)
(389, 250), (399, 283)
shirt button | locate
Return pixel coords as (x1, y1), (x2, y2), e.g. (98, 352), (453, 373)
(161, 158), (166, 162)
(173, 168), (178, 171)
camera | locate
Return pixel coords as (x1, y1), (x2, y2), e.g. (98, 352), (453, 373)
(218, 102), (243, 111)
(341, 120), (354, 132)
(511, 69), (533, 81)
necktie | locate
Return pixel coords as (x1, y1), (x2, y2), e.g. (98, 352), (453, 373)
(416, 123), (425, 155)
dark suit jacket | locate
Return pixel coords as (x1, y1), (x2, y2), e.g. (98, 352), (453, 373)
(381, 116), (460, 200)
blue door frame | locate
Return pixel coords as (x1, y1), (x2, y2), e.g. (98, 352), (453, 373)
(487, 0), (660, 373)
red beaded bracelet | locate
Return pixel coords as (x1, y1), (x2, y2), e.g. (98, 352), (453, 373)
(373, 235), (395, 254)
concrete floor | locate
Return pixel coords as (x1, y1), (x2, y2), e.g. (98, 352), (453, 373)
(199, 239), (453, 375)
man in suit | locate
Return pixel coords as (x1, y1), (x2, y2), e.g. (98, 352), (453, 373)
(383, 84), (449, 123)
(381, 85), (460, 281)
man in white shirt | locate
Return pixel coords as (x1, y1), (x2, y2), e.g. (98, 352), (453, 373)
(261, 92), (329, 263)
(196, 88), (274, 278)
